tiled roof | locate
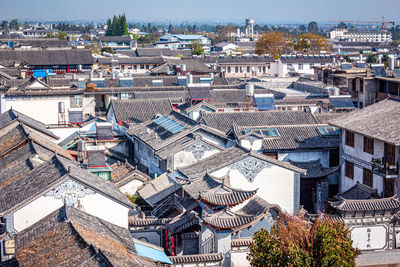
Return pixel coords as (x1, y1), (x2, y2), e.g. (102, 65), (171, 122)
(335, 182), (378, 200)
(110, 98), (173, 124)
(137, 173), (180, 207)
(177, 146), (305, 180)
(313, 113), (345, 124)
(329, 197), (400, 212)
(0, 108), (59, 139)
(0, 153), (134, 214)
(328, 98), (400, 145)
(99, 35), (132, 42)
(231, 238), (253, 247)
(128, 217), (170, 227)
(248, 125), (341, 151)
(0, 49), (93, 66)
(201, 110), (319, 134)
(14, 206), (158, 267)
(186, 173), (258, 206)
(289, 160), (339, 178)
(169, 253), (223, 264)
(203, 196), (271, 230)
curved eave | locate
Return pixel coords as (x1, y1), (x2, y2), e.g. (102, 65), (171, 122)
(199, 190), (257, 207)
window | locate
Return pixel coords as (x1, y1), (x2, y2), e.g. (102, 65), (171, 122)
(345, 131), (354, 147)
(74, 95), (83, 107)
(227, 67), (231, 73)
(298, 63), (303, 70)
(363, 168), (373, 187)
(247, 66), (250, 73)
(363, 136), (374, 154)
(345, 161), (354, 179)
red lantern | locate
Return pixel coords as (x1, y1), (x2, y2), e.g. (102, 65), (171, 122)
(171, 244), (175, 250)
(171, 236), (175, 243)
(166, 243), (169, 249)
(171, 251), (175, 256)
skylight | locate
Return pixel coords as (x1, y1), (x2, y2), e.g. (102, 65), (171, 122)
(242, 128), (280, 137)
(152, 116), (186, 134)
(317, 126), (340, 136)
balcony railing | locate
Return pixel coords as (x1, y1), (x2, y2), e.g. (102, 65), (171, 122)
(371, 157), (399, 178)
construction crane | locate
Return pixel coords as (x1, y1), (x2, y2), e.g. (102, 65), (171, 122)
(329, 16), (395, 30)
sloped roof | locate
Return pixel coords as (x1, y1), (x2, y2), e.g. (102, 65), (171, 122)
(0, 154), (134, 214)
(335, 182), (378, 200)
(13, 206), (157, 267)
(110, 98), (173, 124)
(329, 196), (400, 212)
(203, 196), (273, 230)
(0, 49), (93, 66)
(200, 180), (257, 206)
(328, 98), (400, 146)
(170, 253), (223, 264)
(0, 108), (59, 140)
(177, 146), (305, 180)
(201, 111), (319, 134)
(289, 160), (339, 178)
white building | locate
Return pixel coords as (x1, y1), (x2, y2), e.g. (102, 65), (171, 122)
(330, 28), (392, 43)
(329, 98), (400, 197)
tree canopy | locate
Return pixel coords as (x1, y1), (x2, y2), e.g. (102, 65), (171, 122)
(294, 33), (331, 54)
(105, 14), (128, 36)
(308, 21), (319, 34)
(247, 215), (360, 267)
(255, 31), (291, 59)
(191, 42), (204, 55)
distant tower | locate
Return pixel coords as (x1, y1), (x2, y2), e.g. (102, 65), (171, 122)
(245, 18), (254, 37)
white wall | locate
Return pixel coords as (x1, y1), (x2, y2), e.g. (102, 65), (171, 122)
(13, 195), (64, 232)
(211, 158), (298, 214)
(12, 179), (130, 232)
(118, 180), (144, 195)
(173, 149), (220, 170)
(4, 95), (95, 125)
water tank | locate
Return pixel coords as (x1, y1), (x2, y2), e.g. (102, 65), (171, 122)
(186, 73), (193, 84)
(245, 83), (254, 97)
(180, 64), (187, 71)
(246, 18), (254, 26)
(58, 102), (65, 113)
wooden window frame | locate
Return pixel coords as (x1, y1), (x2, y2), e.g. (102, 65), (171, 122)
(345, 161), (354, 179)
(363, 168), (373, 188)
(363, 136), (374, 155)
(345, 131), (354, 147)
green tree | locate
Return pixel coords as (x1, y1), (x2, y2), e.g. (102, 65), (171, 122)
(191, 42), (204, 55)
(9, 19), (19, 30)
(112, 15), (118, 36)
(337, 22), (348, 29)
(120, 14), (128, 35)
(101, 46), (114, 54)
(247, 215), (360, 267)
(366, 54), (377, 63)
(308, 21), (319, 34)
(1, 20), (8, 29)
(105, 18), (112, 36)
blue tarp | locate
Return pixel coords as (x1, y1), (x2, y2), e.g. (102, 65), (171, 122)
(254, 95), (276, 110)
(33, 69), (53, 78)
(134, 242), (172, 264)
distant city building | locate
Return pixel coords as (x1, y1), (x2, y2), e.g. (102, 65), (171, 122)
(160, 34), (211, 48)
(330, 28), (392, 43)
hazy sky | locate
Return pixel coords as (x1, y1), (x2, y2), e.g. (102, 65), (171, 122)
(1, 0), (399, 23)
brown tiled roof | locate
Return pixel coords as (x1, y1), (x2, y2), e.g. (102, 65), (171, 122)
(128, 217), (170, 227)
(169, 253), (223, 264)
(14, 206), (157, 267)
